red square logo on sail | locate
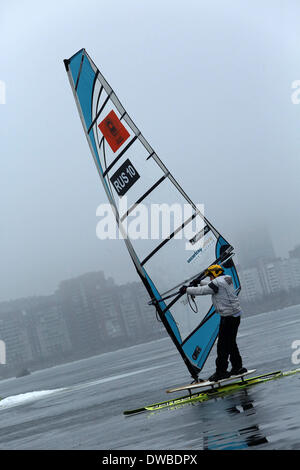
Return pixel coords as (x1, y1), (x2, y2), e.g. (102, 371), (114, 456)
(98, 110), (130, 153)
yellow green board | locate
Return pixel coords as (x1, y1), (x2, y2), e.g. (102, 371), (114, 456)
(123, 368), (300, 415)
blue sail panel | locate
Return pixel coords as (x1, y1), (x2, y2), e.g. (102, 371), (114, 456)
(182, 306), (220, 370)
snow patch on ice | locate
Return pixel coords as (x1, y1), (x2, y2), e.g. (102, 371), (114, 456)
(0, 389), (64, 410)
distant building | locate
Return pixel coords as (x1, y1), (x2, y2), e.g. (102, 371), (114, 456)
(0, 270), (168, 377)
(260, 261), (282, 294)
(238, 267), (263, 302)
(132, 282), (166, 339)
(23, 296), (72, 360)
(119, 282), (165, 341)
(117, 285), (141, 341)
(56, 271), (166, 357)
(56, 271), (117, 355)
(279, 258), (300, 290)
(0, 295), (73, 374)
(290, 258), (300, 288)
(289, 245), (300, 260)
(97, 284), (128, 347)
(0, 310), (33, 371)
(237, 226), (276, 269)
(238, 251), (300, 299)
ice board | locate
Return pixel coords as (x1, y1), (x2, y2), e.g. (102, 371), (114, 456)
(166, 369), (257, 393)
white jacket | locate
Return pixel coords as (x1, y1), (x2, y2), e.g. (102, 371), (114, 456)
(186, 275), (241, 317)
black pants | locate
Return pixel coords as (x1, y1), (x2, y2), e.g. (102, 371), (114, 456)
(216, 315), (243, 373)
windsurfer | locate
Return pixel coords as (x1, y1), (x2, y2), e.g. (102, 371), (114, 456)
(180, 265), (247, 382)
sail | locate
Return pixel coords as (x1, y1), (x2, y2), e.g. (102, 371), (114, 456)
(64, 49), (241, 380)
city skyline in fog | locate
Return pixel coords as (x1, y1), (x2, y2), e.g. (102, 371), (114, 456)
(1, 1), (300, 301)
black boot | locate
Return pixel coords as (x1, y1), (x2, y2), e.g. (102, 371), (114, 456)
(208, 371), (231, 382)
(229, 367), (247, 376)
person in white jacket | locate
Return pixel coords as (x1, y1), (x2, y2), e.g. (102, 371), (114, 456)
(180, 264), (247, 382)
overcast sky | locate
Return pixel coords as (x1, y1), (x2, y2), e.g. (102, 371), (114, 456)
(0, 0), (300, 301)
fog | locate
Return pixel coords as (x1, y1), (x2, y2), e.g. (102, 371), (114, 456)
(0, 0), (299, 300)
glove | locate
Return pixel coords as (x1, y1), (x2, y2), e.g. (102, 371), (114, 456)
(179, 285), (187, 295)
(191, 279), (199, 287)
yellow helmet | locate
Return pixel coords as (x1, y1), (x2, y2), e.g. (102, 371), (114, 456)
(205, 264), (224, 278)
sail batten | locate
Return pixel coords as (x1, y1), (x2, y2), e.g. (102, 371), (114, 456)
(64, 49), (241, 380)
